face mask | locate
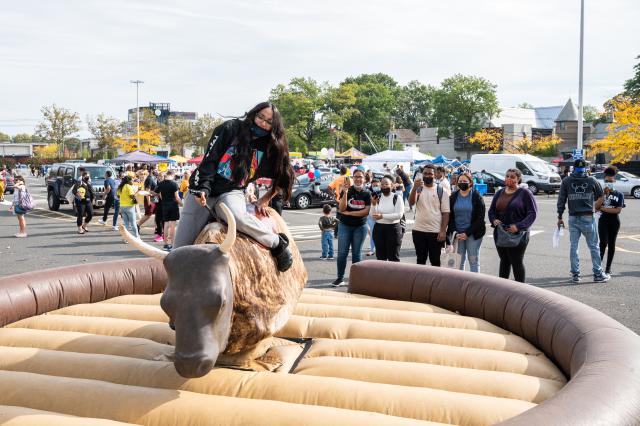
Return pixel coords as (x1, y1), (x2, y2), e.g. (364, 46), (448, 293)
(505, 177), (517, 188)
(605, 182), (615, 191)
(371, 186), (380, 194)
(381, 187), (391, 195)
(251, 124), (270, 138)
(353, 184), (363, 190)
(457, 182), (470, 191)
(424, 177), (434, 185)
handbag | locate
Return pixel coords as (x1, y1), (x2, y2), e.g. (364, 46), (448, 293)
(495, 225), (526, 248)
(440, 233), (461, 269)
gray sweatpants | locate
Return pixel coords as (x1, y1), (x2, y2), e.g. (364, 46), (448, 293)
(173, 190), (279, 250)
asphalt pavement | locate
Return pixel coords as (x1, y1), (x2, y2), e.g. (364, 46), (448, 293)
(2, 172), (639, 334)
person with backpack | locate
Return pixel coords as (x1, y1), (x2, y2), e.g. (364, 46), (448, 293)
(596, 166), (625, 275)
(409, 164), (449, 266)
(447, 172), (486, 273)
(72, 172), (95, 235)
(371, 175), (404, 262)
(9, 175), (33, 238)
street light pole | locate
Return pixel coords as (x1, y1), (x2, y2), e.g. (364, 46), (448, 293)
(577, 0), (585, 151)
(130, 80), (144, 150)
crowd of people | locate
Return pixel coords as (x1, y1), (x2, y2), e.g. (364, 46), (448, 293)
(322, 158), (623, 287)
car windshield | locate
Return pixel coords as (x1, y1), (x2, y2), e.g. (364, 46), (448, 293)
(79, 167), (112, 180)
(528, 161), (549, 173)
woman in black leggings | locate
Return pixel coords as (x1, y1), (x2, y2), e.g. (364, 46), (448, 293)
(596, 166), (625, 275)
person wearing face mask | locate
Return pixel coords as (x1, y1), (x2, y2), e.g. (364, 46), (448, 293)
(409, 164), (449, 266)
(488, 168), (537, 283)
(595, 166), (625, 276)
(333, 169), (371, 287)
(370, 176), (405, 262)
(557, 159), (609, 283)
(72, 172), (95, 235)
(447, 172), (486, 272)
(366, 179), (381, 256)
(174, 102), (296, 272)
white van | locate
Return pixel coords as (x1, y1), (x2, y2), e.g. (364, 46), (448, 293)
(470, 154), (562, 195)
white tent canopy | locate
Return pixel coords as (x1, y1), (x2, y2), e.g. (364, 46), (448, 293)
(362, 149), (433, 172)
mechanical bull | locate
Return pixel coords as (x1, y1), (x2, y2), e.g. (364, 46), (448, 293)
(120, 203), (307, 378)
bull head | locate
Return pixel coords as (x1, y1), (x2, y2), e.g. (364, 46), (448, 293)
(120, 203), (236, 378)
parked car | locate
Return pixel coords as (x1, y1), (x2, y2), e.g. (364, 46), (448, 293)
(46, 163), (115, 211)
(289, 172), (336, 209)
(593, 170), (640, 199)
(2, 170), (15, 195)
(474, 171), (506, 194)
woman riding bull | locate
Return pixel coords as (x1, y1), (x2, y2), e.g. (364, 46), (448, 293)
(174, 102), (295, 272)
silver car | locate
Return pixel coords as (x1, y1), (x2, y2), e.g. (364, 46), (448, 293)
(594, 171), (640, 199)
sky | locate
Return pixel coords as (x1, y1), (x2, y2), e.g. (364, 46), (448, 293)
(1, 0), (638, 137)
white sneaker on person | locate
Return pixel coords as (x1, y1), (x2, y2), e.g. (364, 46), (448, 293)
(97, 219), (106, 225)
(331, 278), (346, 287)
(112, 226), (119, 231)
(14, 233), (27, 238)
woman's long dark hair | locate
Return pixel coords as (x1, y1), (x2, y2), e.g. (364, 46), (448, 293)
(230, 102), (295, 201)
(118, 175), (133, 193)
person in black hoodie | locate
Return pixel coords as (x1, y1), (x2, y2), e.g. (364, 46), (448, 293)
(557, 158), (609, 283)
(447, 172), (486, 272)
(72, 172), (95, 235)
(174, 102), (296, 272)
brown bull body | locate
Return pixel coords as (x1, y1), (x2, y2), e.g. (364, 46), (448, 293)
(121, 205), (307, 378)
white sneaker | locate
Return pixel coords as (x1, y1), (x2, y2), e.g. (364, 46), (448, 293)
(97, 219), (106, 225)
(14, 233), (27, 238)
(112, 226), (119, 231)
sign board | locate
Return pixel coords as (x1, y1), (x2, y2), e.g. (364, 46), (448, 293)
(572, 149), (584, 160)
(158, 163), (168, 172)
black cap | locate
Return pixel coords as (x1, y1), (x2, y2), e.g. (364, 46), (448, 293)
(573, 159), (587, 168)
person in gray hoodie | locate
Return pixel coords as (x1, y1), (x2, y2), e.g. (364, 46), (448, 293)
(557, 159), (609, 283)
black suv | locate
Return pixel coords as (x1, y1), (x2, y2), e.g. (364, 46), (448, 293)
(46, 163), (114, 211)
(289, 172), (337, 209)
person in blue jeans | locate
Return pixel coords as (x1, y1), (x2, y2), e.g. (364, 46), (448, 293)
(333, 169), (371, 287)
(447, 172), (486, 272)
(318, 204), (337, 260)
(557, 159), (609, 283)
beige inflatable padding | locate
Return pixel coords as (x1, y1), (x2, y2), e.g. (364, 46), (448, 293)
(0, 405), (136, 426)
(0, 370), (445, 426)
(277, 315), (541, 354)
(305, 338), (565, 381)
(0, 345), (537, 425)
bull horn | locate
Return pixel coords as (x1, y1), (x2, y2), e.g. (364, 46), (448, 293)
(218, 202), (236, 254)
(119, 224), (168, 260)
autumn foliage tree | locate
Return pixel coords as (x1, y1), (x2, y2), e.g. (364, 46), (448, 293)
(507, 134), (562, 155)
(469, 128), (503, 152)
(34, 143), (60, 159)
(589, 97), (640, 163)
(115, 109), (163, 153)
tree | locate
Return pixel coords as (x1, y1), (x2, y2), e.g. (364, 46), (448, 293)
(322, 83), (358, 151)
(12, 133), (38, 143)
(431, 74), (500, 158)
(588, 96), (640, 163)
(114, 110), (162, 153)
(0, 132), (10, 142)
(583, 105), (600, 123)
(34, 104), (81, 157)
(506, 134), (562, 155)
(193, 113), (223, 149)
(469, 128), (503, 152)
(395, 80), (436, 133)
(269, 77), (330, 153)
(87, 114), (123, 158)
(33, 143), (60, 159)
(623, 55), (640, 100)
(165, 117), (197, 156)
(518, 102), (534, 109)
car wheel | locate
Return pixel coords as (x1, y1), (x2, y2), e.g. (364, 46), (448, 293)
(527, 182), (539, 195)
(47, 191), (60, 211)
(295, 193), (311, 209)
(632, 186), (640, 199)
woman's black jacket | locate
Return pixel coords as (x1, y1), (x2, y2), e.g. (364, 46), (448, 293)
(447, 189), (486, 239)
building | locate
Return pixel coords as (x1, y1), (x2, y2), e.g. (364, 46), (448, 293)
(394, 98), (593, 160)
(0, 142), (49, 160)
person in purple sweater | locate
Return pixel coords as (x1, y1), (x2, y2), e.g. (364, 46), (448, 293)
(488, 168), (538, 283)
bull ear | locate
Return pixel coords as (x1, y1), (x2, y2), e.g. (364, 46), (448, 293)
(218, 203), (236, 254)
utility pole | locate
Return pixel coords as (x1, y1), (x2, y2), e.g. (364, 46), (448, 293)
(130, 80), (144, 150)
(577, 0), (585, 151)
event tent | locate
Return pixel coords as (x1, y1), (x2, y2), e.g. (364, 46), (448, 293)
(110, 150), (170, 164)
(188, 155), (204, 165)
(362, 149), (433, 172)
(169, 155), (189, 163)
(336, 147), (367, 159)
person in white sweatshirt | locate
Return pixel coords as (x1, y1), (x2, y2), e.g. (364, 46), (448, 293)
(370, 175), (405, 261)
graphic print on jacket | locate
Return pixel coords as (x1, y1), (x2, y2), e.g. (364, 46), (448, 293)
(217, 146), (264, 185)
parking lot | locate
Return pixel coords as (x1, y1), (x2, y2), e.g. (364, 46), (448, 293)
(2, 173), (639, 334)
